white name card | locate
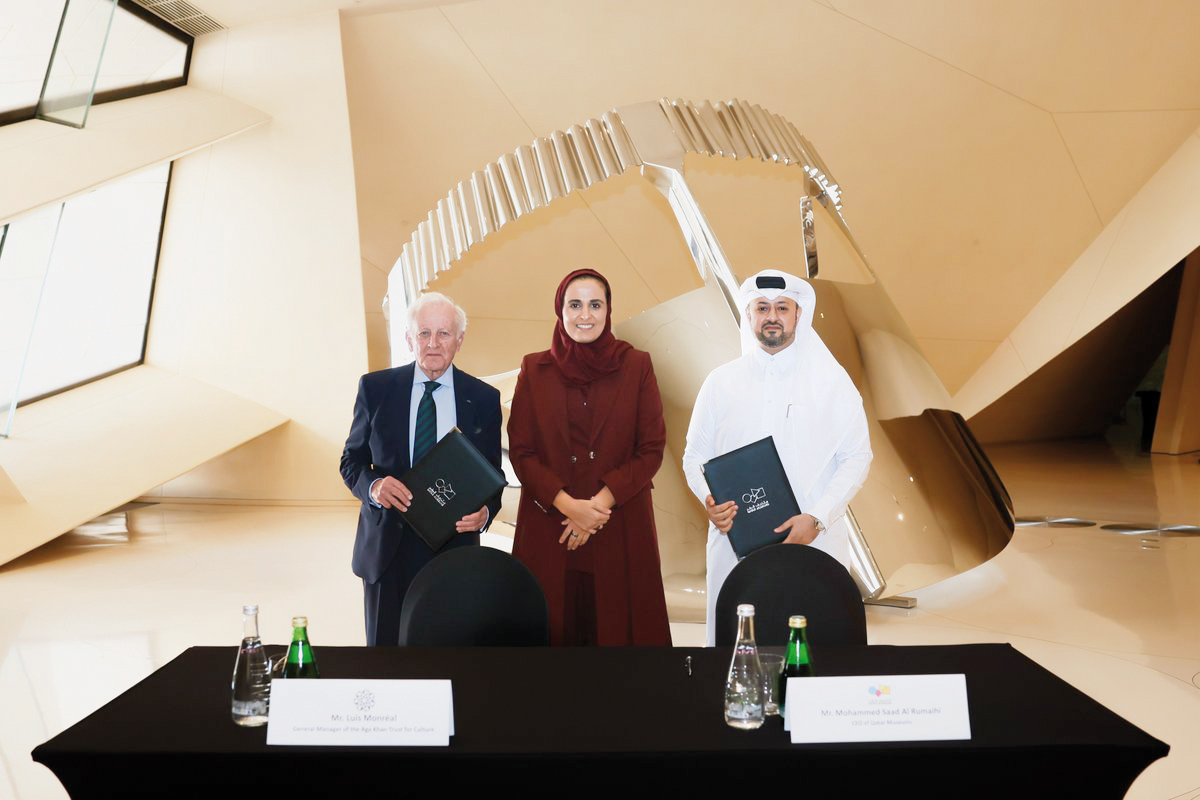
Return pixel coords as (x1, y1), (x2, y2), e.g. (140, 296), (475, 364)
(266, 679), (453, 746)
(784, 673), (970, 743)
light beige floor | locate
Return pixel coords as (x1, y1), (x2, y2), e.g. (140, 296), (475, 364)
(1, 439), (1198, 799)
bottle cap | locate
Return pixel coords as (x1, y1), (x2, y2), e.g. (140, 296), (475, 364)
(292, 616), (308, 627)
(736, 603), (755, 616)
(243, 604), (258, 615)
(788, 615), (808, 627)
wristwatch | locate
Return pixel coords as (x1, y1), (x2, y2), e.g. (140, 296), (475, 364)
(812, 516), (825, 534)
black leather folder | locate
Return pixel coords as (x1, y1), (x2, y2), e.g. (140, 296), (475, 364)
(702, 436), (801, 559)
(398, 427), (507, 551)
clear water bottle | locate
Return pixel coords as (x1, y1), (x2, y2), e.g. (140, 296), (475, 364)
(230, 604), (270, 727)
(724, 603), (765, 730)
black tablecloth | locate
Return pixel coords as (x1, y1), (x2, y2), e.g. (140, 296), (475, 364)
(32, 643), (1167, 798)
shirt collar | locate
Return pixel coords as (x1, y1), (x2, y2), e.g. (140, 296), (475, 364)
(413, 363), (455, 390)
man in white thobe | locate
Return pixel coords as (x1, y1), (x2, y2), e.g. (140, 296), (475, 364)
(682, 269), (872, 646)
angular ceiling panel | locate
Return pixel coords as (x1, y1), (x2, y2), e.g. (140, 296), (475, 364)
(829, 0), (1200, 112)
(916, 338), (1004, 396)
(1007, 216), (1117, 371)
(1055, 109), (1200, 224)
(341, 7), (538, 273)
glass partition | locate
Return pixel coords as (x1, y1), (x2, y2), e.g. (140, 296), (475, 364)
(0, 205), (65, 437)
(36, 0), (120, 128)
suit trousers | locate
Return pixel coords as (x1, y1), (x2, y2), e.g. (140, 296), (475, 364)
(363, 529), (480, 646)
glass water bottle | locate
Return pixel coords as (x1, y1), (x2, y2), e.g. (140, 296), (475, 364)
(230, 604), (270, 727)
(724, 603), (765, 730)
(282, 615), (319, 679)
(780, 614), (815, 715)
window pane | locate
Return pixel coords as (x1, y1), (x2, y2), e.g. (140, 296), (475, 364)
(0, 0), (66, 118)
(94, 5), (188, 95)
(1, 0), (189, 125)
(7, 163), (169, 406)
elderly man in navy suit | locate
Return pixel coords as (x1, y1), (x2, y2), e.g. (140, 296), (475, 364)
(340, 292), (503, 646)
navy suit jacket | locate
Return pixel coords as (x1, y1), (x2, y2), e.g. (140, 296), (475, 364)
(340, 363), (503, 584)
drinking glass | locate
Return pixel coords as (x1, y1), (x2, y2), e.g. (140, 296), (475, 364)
(759, 654), (784, 716)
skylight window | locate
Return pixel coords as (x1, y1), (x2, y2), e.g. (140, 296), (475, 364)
(0, 0), (190, 127)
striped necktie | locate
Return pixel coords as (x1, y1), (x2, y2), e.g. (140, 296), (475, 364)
(412, 380), (440, 465)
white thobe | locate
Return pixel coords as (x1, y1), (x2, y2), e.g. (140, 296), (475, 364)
(682, 333), (872, 645)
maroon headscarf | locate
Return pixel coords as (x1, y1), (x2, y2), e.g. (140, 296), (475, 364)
(549, 268), (632, 385)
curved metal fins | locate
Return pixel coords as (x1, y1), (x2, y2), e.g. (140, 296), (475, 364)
(714, 102), (752, 159)
(483, 162), (513, 228)
(799, 195), (818, 279)
(568, 124), (602, 187)
(469, 170), (495, 239)
(679, 101), (716, 155)
(435, 198), (457, 264)
(453, 181), (476, 248)
(392, 97), (856, 300)
(695, 101), (734, 158)
(551, 129), (585, 193)
(748, 102), (786, 162)
(660, 98), (700, 153)
(399, 248), (415, 308)
(845, 507), (884, 600)
(533, 137), (565, 202)
(424, 208), (446, 277)
(584, 118), (620, 179)
(767, 111), (799, 164)
(602, 110), (641, 171)
(515, 144), (546, 211)
(497, 152), (529, 219)
(728, 100), (766, 160)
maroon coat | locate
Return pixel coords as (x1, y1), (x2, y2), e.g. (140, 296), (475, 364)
(508, 348), (672, 646)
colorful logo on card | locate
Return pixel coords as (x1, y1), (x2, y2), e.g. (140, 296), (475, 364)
(868, 685), (892, 697)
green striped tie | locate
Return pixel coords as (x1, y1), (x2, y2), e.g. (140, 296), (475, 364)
(412, 380), (440, 465)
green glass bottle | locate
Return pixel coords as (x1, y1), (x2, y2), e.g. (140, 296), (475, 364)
(779, 615), (814, 713)
(282, 615), (319, 679)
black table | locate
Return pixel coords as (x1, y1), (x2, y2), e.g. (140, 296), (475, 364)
(33, 644), (1167, 798)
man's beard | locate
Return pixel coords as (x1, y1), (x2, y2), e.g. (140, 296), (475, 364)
(756, 325), (793, 349)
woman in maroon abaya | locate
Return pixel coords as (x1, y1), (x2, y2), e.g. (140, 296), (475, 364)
(508, 269), (672, 646)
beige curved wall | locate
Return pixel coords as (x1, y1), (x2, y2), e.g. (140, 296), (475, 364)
(955, 125), (1200, 419)
(6, 0), (1200, 569)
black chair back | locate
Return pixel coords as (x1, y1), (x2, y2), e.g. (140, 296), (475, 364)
(399, 546), (549, 646)
(714, 544), (866, 647)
